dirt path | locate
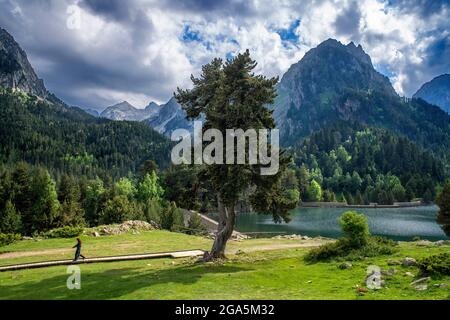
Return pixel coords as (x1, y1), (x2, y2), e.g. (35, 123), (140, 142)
(0, 248), (71, 260)
(228, 240), (332, 254)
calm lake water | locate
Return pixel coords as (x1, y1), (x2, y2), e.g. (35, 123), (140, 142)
(235, 205), (449, 241)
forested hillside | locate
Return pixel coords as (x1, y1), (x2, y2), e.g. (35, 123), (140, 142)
(0, 88), (172, 180)
(292, 121), (446, 204)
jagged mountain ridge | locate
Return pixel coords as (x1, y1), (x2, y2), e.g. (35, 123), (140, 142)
(271, 39), (450, 156)
(100, 101), (159, 121)
(0, 27), (48, 99)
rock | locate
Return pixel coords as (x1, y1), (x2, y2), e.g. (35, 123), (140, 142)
(402, 257), (417, 267)
(405, 272), (414, 277)
(22, 236), (33, 240)
(93, 231), (100, 238)
(338, 262), (352, 270)
(235, 250), (245, 255)
(90, 220), (156, 236)
(356, 287), (368, 295)
(410, 277), (430, 291)
(387, 259), (402, 266)
(434, 240), (450, 246)
(366, 265), (384, 290)
(382, 268), (397, 276)
(415, 240), (433, 247)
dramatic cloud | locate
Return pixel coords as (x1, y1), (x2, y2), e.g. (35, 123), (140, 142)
(0, 0), (448, 111)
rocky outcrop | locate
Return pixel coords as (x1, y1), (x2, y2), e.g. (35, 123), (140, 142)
(0, 28), (48, 99)
(87, 220), (158, 236)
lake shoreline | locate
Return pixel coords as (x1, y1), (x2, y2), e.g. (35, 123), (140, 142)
(300, 201), (427, 209)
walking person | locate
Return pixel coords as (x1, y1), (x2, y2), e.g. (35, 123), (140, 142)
(73, 238), (86, 262)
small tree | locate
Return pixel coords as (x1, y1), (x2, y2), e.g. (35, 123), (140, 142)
(339, 211), (370, 248)
(101, 195), (140, 225)
(0, 200), (22, 234)
(30, 168), (61, 233)
(83, 178), (106, 226)
(160, 202), (184, 231)
(307, 180), (322, 202)
(187, 212), (207, 235)
(115, 177), (137, 199)
(138, 172), (164, 202)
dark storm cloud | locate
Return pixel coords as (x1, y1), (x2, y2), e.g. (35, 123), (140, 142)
(80, 0), (134, 22)
(159, 0), (255, 16)
(334, 2), (362, 39)
(1, 0), (449, 109)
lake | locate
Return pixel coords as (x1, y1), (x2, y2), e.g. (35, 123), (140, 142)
(235, 205), (449, 241)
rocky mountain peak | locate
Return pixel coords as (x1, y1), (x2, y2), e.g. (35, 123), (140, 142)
(0, 28), (48, 98)
(272, 38), (399, 144)
(413, 74), (450, 113)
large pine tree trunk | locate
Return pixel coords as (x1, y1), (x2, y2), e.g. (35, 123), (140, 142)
(204, 195), (236, 261)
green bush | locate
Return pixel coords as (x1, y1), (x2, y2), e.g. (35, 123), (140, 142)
(185, 212), (208, 235)
(43, 226), (84, 239)
(339, 211), (370, 247)
(304, 212), (396, 263)
(0, 233), (22, 247)
(160, 202), (184, 232)
(417, 253), (450, 276)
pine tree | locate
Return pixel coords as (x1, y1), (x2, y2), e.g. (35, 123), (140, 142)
(0, 200), (22, 234)
(175, 51), (296, 260)
(30, 168), (61, 233)
(12, 163), (33, 234)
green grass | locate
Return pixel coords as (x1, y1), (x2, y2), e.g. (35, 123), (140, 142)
(0, 231), (449, 300)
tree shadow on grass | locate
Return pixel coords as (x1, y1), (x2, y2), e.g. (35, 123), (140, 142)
(0, 262), (252, 300)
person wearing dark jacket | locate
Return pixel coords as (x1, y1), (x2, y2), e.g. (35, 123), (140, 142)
(73, 238), (86, 261)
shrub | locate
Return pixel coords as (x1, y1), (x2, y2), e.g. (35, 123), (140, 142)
(304, 212), (396, 263)
(185, 212), (208, 235)
(339, 211), (370, 248)
(417, 253), (450, 276)
(160, 202), (184, 231)
(0, 233), (22, 247)
(43, 226), (84, 239)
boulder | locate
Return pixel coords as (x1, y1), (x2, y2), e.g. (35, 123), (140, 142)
(366, 265), (384, 290)
(338, 262), (352, 270)
(410, 277), (430, 291)
(434, 240), (450, 246)
(415, 240), (433, 247)
(402, 257), (417, 267)
(382, 268), (397, 276)
(387, 259), (402, 266)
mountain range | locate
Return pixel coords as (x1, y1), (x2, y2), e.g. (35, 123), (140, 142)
(1, 26), (450, 171)
(271, 39), (450, 153)
(414, 74), (450, 114)
(101, 98), (192, 137)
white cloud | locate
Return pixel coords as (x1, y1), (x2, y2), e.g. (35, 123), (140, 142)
(1, 0), (449, 110)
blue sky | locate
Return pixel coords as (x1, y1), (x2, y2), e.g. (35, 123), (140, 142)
(0, 0), (449, 110)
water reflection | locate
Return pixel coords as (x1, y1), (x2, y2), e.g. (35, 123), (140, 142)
(235, 205), (449, 241)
